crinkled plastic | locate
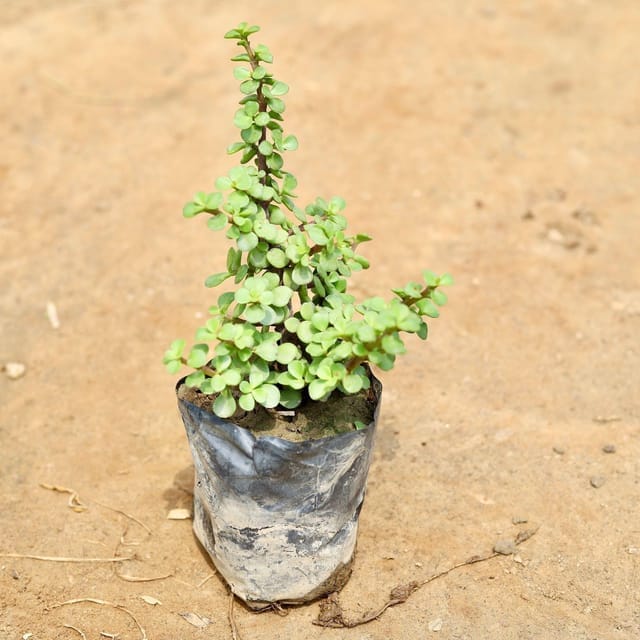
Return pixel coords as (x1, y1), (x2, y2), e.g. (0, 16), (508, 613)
(177, 375), (382, 607)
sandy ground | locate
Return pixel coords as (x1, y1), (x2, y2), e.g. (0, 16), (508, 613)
(1, 1), (639, 638)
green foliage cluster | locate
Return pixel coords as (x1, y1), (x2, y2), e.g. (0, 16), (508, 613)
(165, 23), (451, 419)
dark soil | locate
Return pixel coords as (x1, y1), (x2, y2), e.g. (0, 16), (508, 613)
(177, 378), (380, 441)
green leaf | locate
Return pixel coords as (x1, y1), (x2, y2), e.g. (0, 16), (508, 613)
(241, 126), (261, 144)
(166, 339), (185, 359)
(228, 192), (251, 212)
(237, 232), (259, 252)
(254, 112), (270, 126)
(183, 201), (204, 218)
(222, 369), (242, 386)
(216, 176), (232, 190)
(279, 388), (301, 409)
(240, 79), (259, 94)
(381, 333), (406, 355)
(233, 110), (253, 129)
(224, 29), (241, 39)
(244, 303), (266, 323)
(282, 173), (298, 193)
(342, 374), (363, 394)
(207, 213), (227, 231)
(213, 390), (237, 418)
(288, 360), (307, 379)
(258, 140), (273, 156)
(255, 340), (278, 361)
(266, 153), (283, 171)
(432, 290), (448, 306)
(187, 343), (209, 368)
(267, 247), (287, 268)
(228, 141), (247, 157)
(416, 298), (440, 318)
(251, 66), (267, 80)
(292, 264), (313, 285)
(272, 286), (292, 308)
(297, 321), (314, 344)
(249, 361), (270, 387)
(276, 342), (298, 364)
(165, 360), (182, 374)
(270, 81), (289, 96)
(268, 97), (286, 113)
(240, 147), (257, 164)
(239, 393), (255, 412)
(282, 135), (298, 151)
(309, 379), (334, 401)
(311, 312), (329, 331)
(439, 273), (454, 286)
(253, 383), (280, 408)
(356, 324), (376, 343)
(284, 316), (300, 332)
(185, 371), (205, 388)
(423, 270), (438, 287)
(234, 264), (249, 283)
(205, 272), (230, 288)
(226, 247), (241, 273)
(300, 302), (315, 320)
(254, 44), (273, 63)
(307, 224), (328, 245)
(233, 67), (251, 80)
(230, 53), (251, 62)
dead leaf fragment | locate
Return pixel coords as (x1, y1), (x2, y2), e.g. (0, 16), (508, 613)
(178, 611), (212, 628)
(140, 595), (162, 606)
(167, 508), (191, 520)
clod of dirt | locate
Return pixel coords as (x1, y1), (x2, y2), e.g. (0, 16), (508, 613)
(552, 446), (566, 455)
(602, 444), (616, 454)
(3, 362), (26, 379)
(493, 539), (518, 555)
(512, 516), (529, 525)
(590, 476), (606, 489)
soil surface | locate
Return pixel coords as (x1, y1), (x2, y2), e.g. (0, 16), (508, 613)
(1, 2), (639, 639)
(177, 376), (379, 441)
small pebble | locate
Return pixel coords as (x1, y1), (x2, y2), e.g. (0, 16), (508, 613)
(3, 362), (26, 380)
(493, 539), (518, 555)
(428, 618), (443, 632)
(602, 444), (616, 454)
(552, 446), (565, 455)
(46, 301), (60, 329)
(590, 476), (606, 489)
(512, 516), (528, 525)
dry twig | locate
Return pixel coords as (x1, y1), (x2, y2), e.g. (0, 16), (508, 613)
(228, 592), (243, 640)
(63, 624), (87, 640)
(314, 527), (540, 628)
(40, 483), (87, 512)
(0, 553), (126, 563)
(48, 598), (147, 640)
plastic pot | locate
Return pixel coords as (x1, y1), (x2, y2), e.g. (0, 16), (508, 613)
(176, 374), (382, 608)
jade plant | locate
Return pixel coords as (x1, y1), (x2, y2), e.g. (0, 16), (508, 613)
(164, 22), (451, 419)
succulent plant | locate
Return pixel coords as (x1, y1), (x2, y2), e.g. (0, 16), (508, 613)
(164, 22), (451, 419)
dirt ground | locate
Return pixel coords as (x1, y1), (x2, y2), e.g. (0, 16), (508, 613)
(1, 1), (639, 638)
